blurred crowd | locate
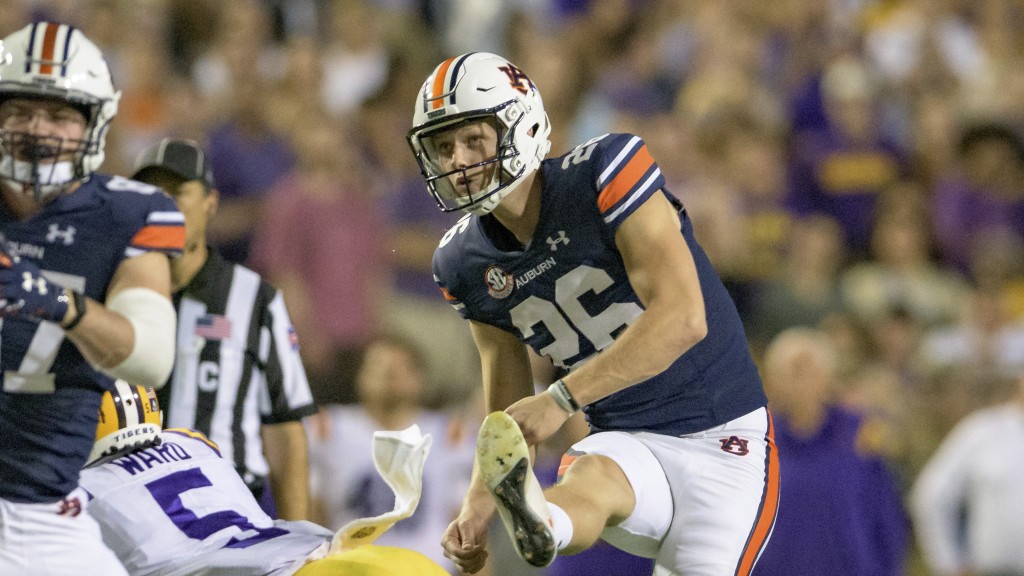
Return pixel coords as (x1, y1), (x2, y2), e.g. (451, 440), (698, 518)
(12, 0), (1024, 574)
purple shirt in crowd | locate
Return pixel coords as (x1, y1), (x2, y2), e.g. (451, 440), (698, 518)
(932, 176), (1024, 277)
(755, 405), (909, 576)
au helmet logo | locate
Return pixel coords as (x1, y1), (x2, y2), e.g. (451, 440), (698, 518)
(498, 64), (534, 95)
(485, 265), (513, 299)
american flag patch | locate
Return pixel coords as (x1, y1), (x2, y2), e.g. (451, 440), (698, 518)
(288, 326), (299, 350)
(195, 314), (232, 340)
(145, 387), (158, 412)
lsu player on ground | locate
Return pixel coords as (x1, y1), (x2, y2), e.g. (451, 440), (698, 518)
(78, 381), (449, 576)
(0, 22), (183, 576)
(408, 52), (779, 576)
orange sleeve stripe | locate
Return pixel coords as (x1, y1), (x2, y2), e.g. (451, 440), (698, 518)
(440, 286), (457, 302)
(736, 413), (781, 576)
(131, 224), (185, 250)
(40, 23), (58, 75)
(597, 145), (655, 214)
(430, 57), (457, 109)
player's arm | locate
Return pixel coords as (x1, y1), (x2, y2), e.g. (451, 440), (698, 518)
(463, 319), (534, 507)
(63, 250), (176, 389)
(442, 320), (534, 573)
(259, 289), (315, 520)
(472, 319), (535, 412)
(262, 420), (310, 521)
(562, 190), (707, 406)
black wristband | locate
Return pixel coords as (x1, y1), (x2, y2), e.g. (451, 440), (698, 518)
(62, 290), (87, 331)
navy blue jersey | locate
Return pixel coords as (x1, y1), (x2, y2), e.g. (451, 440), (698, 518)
(432, 134), (766, 435)
(0, 174), (184, 502)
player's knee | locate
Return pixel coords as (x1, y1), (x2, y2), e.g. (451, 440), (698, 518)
(555, 453), (636, 522)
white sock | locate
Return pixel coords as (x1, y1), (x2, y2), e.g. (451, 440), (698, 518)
(547, 502), (574, 551)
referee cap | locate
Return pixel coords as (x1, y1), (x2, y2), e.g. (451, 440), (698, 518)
(132, 138), (215, 189)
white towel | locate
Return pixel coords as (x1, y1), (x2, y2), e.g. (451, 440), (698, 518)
(329, 424), (433, 553)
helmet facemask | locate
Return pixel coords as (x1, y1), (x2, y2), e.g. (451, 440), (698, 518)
(0, 22), (120, 203)
(0, 114), (93, 202)
(410, 106), (526, 215)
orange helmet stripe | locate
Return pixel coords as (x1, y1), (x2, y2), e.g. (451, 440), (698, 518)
(38, 23), (59, 75)
(430, 56), (457, 110)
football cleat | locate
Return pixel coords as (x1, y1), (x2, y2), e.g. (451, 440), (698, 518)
(477, 411), (556, 567)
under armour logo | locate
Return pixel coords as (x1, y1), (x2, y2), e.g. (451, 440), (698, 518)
(21, 271), (48, 294)
(719, 436), (749, 456)
(46, 224), (76, 245)
(546, 231), (569, 251)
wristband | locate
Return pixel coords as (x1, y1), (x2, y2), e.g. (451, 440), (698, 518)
(61, 290), (87, 331)
(546, 379), (580, 415)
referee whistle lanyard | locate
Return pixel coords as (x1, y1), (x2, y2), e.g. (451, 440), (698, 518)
(329, 424), (433, 554)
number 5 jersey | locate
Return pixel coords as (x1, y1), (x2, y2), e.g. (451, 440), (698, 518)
(78, 429), (332, 576)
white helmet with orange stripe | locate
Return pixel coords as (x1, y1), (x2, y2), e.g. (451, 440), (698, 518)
(408, 52), (551, 216)
(0, 22), (120, 201)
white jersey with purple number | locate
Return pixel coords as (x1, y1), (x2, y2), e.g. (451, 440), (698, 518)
(432, 133), (767, 436)
(78, 429), (331, 576)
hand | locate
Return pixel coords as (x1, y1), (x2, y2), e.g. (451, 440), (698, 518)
(505, 392), (572, 446)
(441, 508), (490, 574)
(0, 251), (69, 323)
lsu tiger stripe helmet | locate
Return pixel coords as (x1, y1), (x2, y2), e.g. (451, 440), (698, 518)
(407, 52), (551, 216)
(0, 21), (120, 201)
(87, 380), (162, 467)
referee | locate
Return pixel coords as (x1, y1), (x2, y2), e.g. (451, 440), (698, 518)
(130, 138), (317, 520)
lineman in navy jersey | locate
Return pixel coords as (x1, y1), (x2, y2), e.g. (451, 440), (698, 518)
(0, 22), (182, 576)
(130, 138), (317, 520)
(409, 53), (778, 575)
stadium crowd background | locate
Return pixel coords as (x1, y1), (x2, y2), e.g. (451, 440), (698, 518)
(9, 0), (1024, 574)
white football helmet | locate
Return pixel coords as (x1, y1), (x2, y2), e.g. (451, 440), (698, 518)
(0, 22), (120, 201)
(407, 52), (551, 216)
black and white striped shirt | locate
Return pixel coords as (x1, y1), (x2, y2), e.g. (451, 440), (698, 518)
(159, 249), (317, 485)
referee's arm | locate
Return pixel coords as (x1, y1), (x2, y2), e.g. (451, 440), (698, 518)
(262, 420), (310, 521)
(261, 289), (318, 521)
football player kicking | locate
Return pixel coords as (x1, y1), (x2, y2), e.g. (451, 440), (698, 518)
(78, 381), (448, 576)
(408, 52), (779, 576)
(0, 22), (182, 576)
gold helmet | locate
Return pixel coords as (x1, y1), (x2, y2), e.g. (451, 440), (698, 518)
(86, 379), (162, 467)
